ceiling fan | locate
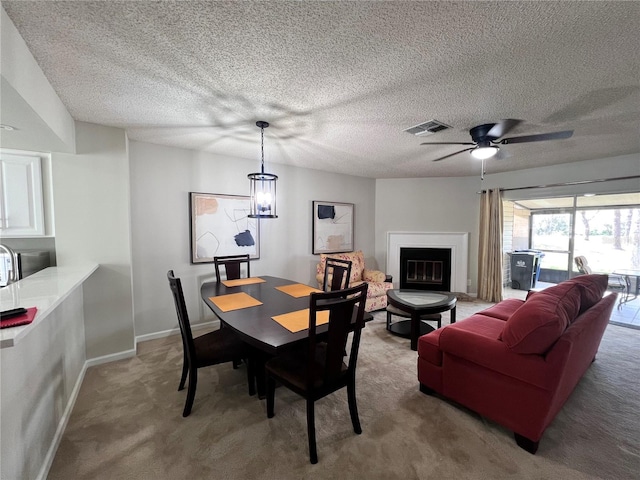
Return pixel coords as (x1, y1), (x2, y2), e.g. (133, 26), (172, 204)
(421, 119), (573, 162)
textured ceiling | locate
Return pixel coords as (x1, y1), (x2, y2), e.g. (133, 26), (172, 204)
(3, 1), (639, 178)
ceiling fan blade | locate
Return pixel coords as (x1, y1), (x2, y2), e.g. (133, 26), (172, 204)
(498, 130), (574, 145)
(432, 147), (475, 162)
(421, 142), (475, 146)
(486, 119), (522, 139)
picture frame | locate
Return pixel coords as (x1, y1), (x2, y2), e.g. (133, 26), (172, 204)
(312, 201), (354, 254)
(190, 192), (259, 263)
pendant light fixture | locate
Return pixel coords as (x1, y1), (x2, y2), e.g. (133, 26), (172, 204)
(248, 121), (278, 218)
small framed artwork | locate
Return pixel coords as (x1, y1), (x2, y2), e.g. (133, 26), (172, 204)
(190, 192), (259, 263)
(312, 201), (354, 254)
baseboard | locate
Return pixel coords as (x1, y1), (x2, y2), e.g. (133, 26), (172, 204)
(135, 319), (218, 344)
(85, 348), (137, 368)
(36, 359), (88, 480)
(609, 320), (640, 330)
(135, 327), (181, 343)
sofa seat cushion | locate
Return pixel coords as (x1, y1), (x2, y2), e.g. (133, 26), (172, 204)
(477, 298), (525, 321)
(417, 327), (445, 366)
(345, 280), (391, 312)
(500, 283), (581, 354)
(438, 315), (556, 390)
(365, 294), (388, 312)
(440, 314), (505, 345)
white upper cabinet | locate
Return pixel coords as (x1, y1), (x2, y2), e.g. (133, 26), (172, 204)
(0, 153), (45, 236)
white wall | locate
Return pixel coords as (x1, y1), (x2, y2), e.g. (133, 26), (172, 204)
(129, 141), (376, 338)
(374, 176), (481, 292)
(53, 122), (135, 358)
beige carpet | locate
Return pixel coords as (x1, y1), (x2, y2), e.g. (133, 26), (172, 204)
(48, 301), (640, 479)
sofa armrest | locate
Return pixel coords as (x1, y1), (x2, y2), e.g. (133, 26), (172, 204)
(363, 269), (386, 282)
(439, 325), (559, 390)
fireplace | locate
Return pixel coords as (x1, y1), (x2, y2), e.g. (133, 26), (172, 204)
(386, 232), (469, 293)
(400, 247), (451, 291)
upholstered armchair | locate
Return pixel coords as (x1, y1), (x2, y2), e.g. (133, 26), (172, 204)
(315, 250), (393, 312)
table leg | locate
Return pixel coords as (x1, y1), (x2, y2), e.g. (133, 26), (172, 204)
(451, 306), (456, 324)
(253, 352), (269, 399)
(410, 312), (419, 351)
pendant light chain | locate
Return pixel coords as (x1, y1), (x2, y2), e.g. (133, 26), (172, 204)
(261, 125), (265, 174)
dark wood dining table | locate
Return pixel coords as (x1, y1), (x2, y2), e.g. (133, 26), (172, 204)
(201, 275), (327, 355)
(201, 275), (372, 397)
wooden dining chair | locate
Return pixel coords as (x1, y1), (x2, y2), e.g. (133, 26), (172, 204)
(265, 282), (369, 464)
(214, 254), (250, 282)
(322, 257), (352, 292)
(167, 270), (255, 417)
(213, 254), (252, 368)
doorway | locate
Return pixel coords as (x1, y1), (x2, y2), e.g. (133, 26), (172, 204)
(504, 192), (640, 328)
(506, 193), (640, 280)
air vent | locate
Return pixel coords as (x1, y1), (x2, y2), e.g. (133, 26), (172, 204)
(404, 119), (451, 136)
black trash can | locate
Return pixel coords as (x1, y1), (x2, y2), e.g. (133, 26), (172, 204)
(510, 251), (540, 290)
(514, 249), (544, 287)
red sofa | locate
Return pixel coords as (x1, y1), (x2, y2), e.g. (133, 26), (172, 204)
(417, 274), (617, 453)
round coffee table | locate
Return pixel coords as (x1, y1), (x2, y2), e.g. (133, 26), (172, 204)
(386, 290), (457, 350)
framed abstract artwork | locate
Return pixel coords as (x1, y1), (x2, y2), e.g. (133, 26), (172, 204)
(190, 192), (259, 263)
(312, 201), (354, 254)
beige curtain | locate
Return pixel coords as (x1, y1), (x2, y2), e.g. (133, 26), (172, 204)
(477, 188), (504, 302)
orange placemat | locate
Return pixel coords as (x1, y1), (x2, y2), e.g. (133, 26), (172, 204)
(222, 277), (266, 287)
(272, 309), (330, 333)
(209, 292), (263, 312)
(275, 283), (322, 298)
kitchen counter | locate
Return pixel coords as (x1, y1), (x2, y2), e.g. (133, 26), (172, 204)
(0, 264), (98, 348)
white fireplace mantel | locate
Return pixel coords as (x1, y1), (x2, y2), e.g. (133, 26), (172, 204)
(386, 232), (469, 292)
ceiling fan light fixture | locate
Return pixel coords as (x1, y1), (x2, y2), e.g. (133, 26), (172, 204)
(470, 145), (499, 160)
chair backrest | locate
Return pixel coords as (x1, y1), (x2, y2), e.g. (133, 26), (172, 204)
(317, 251), (365, 285)
(167, 270), (196, 363)
(214, 254), (250, 282)
(307, 283), (368, 388)
(323, 258), (352, 291)
(574, 256), (592, 274)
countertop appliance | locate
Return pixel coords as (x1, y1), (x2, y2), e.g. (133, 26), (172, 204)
(0, 249), (51, 287)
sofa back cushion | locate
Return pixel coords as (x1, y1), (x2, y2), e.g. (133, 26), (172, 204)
(500, 283), (582, 354)
(564, 274), (608, 314)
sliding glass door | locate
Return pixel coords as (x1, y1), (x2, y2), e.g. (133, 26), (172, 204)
(573, 204), (640, 274)
(530, 211), (573, 282)
(508, 193), (640, 283)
